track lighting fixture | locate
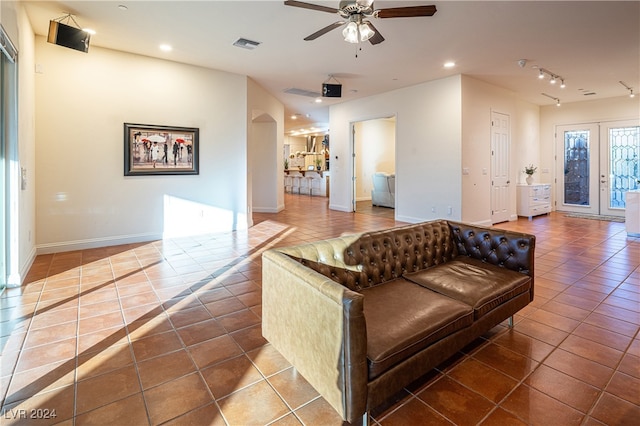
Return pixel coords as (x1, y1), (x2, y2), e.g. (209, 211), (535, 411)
(535, 67), (565, 89)
(541, 92), (561, 106)
(619, 81), (635, 98)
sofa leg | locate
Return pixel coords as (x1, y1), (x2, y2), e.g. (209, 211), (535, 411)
(508, 316), (514, 328)
(362, 412), (369, 426)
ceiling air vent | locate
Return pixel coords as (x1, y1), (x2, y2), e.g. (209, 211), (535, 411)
(578, 88), (597, 96)
(284, 88), (322, 98)
(233, 38), (261, 50)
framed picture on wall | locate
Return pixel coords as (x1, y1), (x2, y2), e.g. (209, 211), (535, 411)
(124, 123), (199, 176)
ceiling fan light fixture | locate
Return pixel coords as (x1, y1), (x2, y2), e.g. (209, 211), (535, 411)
(359, 22), (375, 42)
(342, 21), (359, 43)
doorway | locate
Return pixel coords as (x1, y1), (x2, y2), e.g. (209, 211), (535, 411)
(351, 116), (396, 216)
(556, 120), (639, 217)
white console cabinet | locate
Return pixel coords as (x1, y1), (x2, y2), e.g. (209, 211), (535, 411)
(626, 190), (640, 236)
(517, 184), (552, 220)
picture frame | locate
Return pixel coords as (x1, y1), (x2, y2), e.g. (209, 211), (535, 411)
(124, 123), (199, 176)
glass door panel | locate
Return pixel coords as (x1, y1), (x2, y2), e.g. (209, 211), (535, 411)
(564, 130), (590, 206)
(601, 121), (640, 216)
(556, 124), (600, 215)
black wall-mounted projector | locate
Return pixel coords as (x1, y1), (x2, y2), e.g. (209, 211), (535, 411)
(47, 20), (90, 53)
(322, 83), (342, 98)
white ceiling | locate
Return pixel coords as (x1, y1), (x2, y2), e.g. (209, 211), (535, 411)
(22, 1), (640, 134)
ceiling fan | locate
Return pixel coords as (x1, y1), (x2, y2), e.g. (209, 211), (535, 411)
(284, 0), (437, 45)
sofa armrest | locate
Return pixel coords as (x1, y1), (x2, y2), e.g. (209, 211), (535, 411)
(261, 249), (368, 422)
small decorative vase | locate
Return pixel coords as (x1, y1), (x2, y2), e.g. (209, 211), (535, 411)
(526, 175), (534, 185)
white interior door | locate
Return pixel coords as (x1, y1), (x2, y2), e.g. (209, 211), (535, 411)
(556, 121), (639, 217)
(491, 112), (510, 224)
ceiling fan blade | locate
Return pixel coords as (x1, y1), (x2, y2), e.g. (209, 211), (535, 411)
(304, 21), (345, 41)
(376, 5), (437, 18)
(284, 0), (339, 14)
(365, 22), (385, 45)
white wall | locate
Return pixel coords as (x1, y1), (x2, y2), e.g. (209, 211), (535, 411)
(248, 77), (285, 214)
(0, 1), (19, 44)
(461, 76), (540, 224)
(354, 117), (395, 201)
(330, 75), (462, 222)
(331, 75), (544, 225)
(34, 37), (249, 252)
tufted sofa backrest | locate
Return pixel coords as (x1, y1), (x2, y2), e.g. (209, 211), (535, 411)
(343, 220), (458, 289)
(279, 220), (534, 292)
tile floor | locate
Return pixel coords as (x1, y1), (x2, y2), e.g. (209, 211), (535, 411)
(1, 193), (638, 425)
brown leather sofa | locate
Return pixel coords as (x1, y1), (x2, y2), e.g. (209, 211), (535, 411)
(262, 220), (535, 423)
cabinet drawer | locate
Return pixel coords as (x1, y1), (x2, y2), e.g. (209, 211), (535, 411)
(530, 204), (551, 215)
(531, 195), (551, 204)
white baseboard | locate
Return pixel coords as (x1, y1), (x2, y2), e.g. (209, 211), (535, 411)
(329, 203), (352, 212)
(18, 246), (37, 286)
(252, 206), (282, 213)
(36, 232), (162, 255)
(395, 214), (422, 223)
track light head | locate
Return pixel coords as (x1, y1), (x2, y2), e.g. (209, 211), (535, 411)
(619, 81), (635, 98)
(538, 70), (545, 79)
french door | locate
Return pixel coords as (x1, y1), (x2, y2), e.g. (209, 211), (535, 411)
(556, 120), (640, 217)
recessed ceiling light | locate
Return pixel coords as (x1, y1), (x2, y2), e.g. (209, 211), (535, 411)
(444, 61), (455, 68)
(159, 44), (172, 52)
(315, 98), (322, 103)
